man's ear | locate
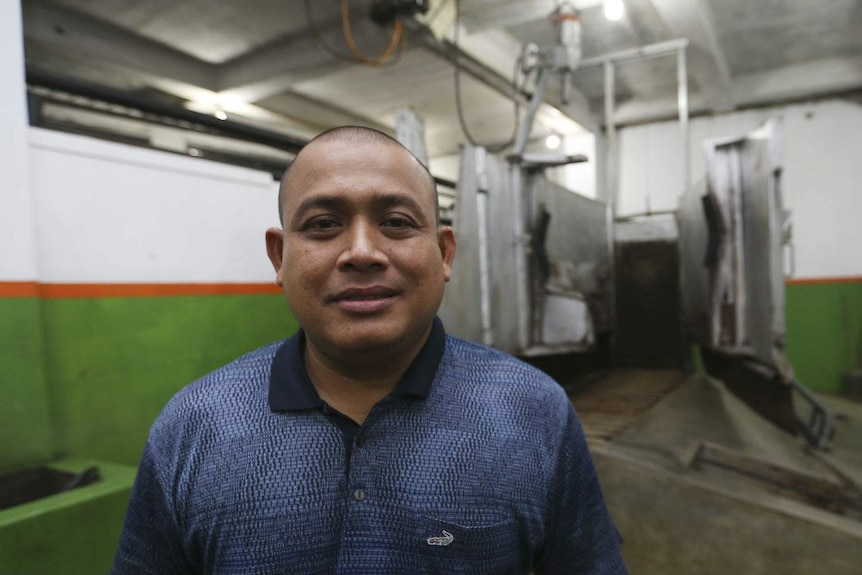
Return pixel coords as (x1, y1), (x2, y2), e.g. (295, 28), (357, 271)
(265, 227), (285, 287)
(437, 226), (456, 282)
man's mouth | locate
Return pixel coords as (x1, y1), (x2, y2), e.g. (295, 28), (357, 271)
(332, 286), (399, 313)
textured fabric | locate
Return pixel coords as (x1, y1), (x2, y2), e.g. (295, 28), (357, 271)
(112, 331), (627, 575)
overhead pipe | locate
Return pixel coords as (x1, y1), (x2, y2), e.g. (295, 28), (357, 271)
(26, 70), (308, 154)
(578, 38), (690, 69)
(678, 45), (690, 198)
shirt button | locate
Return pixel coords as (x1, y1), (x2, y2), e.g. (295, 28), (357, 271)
(353, 488), (366, 502)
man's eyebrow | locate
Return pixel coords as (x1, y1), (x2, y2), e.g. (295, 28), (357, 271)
(371, 192), (426, 216)
(291, 192), (429, 221)
(292, 195), (347, 221)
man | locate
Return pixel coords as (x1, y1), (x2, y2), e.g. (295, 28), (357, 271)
(112, 126), (627, 574)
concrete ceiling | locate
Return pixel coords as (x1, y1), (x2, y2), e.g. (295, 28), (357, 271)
(20, 0), (862, 157)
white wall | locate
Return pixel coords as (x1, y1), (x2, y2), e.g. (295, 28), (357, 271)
(0, 1), (37, 282)
(617, 98), (862, 279)
(29, 129), (281, 283)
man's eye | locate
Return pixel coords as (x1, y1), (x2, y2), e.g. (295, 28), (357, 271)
(381, 217), (414, 229)
(306, 219), (340, 230)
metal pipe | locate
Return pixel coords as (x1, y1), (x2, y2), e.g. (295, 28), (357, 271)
(509, 165), (531, 351)
(474, 147), (494, 347)
(677, 45), (690, 198)
(27, 70), (308, 154)
(605, 201), (616, 331)
(604, 60), (618, 211)
(476, 189), (493, 346)
(578, 38), (690, 69)
(513, 68), (550, 157)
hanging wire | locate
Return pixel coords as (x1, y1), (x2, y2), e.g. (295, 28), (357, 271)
(342, 0), (404, 65)
(305, 0), (363, 63)
(304, 0), (405, 67)
(453, 0), (522, 152)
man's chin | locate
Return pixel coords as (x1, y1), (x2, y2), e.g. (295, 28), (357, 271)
(333, 330), (402, 355)
(323, 318), (429, 357)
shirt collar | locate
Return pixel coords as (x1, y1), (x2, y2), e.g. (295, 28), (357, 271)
(268, 316), (446, 412)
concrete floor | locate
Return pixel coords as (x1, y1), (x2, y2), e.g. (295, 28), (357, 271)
(570, 370), (862, 575)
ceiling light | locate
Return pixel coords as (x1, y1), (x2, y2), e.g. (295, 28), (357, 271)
(214, 110), (227, 120)
(546, 134), (561, 149)
(604, 0), (624, 21)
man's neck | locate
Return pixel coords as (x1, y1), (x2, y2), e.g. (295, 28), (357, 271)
(303, 330), (429, 425)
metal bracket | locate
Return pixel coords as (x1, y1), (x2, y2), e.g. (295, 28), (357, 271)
(507, 152), (588, 169)
(792, 378), (836, 451)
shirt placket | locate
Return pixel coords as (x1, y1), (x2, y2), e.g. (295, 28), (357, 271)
(333, 398), (394, 573)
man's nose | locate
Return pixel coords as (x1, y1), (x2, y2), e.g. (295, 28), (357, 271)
(336, 220), (388, 271)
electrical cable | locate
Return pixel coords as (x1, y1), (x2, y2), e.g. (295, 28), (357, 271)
(305, 0), (363, 64)
(342, 0), (404, 65)
(304, 0), (405, 67)
(453, 0), (521, 152)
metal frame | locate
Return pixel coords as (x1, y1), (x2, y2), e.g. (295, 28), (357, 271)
(578, 39), (690, 210)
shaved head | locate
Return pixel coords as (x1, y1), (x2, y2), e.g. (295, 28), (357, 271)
(278, 126), (438, 226)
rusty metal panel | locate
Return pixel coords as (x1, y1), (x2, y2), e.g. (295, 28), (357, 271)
(529, 174), (612, 300)
(739, 121), (790, 377)
(526, 173), (613, 353)
(679, 119), (790, 378)
(441, 149), (613, 356)
(439, 147), (522, 352)
(485, 155), (522, 352)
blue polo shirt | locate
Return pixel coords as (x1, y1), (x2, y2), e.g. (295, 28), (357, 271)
(112, 318), (627, 574)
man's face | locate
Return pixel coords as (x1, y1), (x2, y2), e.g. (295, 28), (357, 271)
(266, 138), (455, 360)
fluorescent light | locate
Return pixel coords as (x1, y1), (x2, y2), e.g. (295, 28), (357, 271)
(604, 0), (624, 21)
(546, 134), (561, 149)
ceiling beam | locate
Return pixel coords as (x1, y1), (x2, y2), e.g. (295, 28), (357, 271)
(610, 55), (862, 125)
(214, 19), (372, 103)
(20, 0), (368, 138)
(457, 0), (602, 32)
(731, 56), (862, 107)
(22, 0), (217, 90)
(648, 0), (734, 112)
(255, 91), (391, 135)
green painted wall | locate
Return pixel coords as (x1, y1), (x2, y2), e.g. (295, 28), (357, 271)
(786, 281), (862, 393)
(2, 281), (859, 474)
(0, 298), (53, 472)
(0, 457), (136, 575)
(41, 294), (297, 466)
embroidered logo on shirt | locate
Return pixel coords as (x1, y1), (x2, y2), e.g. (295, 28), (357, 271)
(426, 530), (454, 547)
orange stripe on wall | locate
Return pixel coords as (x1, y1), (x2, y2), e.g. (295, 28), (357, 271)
(0, 282), (40, 297)
(2, 276), (858, 298)
(0, 282), (281, 298)
(785, 276), (862, 286)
